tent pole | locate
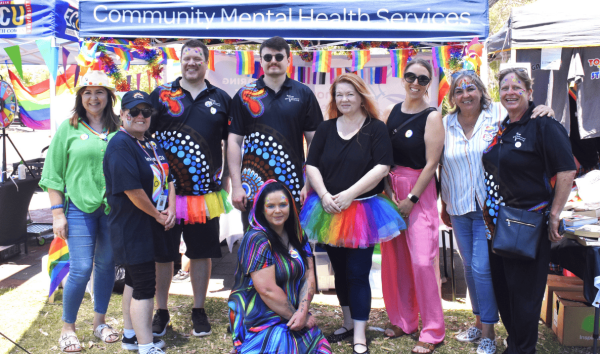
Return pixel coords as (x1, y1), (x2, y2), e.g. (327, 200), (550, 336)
(50, 61), (57, 134)
(1, 127), (6, 182)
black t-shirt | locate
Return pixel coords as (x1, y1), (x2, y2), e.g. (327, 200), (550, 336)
(386, 103), (434, 169)
(229, 76), (324, 203)
(104, 132), (172, 265)
(150, 78), (230, 196)
(306, 117), (393, 199)
(569, 94), (600, 169)
(482, 102), (576, 218)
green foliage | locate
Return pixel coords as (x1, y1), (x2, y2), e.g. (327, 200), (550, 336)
(0, 65), (49, 86)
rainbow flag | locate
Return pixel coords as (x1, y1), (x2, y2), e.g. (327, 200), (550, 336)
(113, 46), (132, 71)
(286, 54), (294, 78)
(235, 51), (255, 75)
(252, 61), (264, 79)
(47, 237), (70, 297)
(432, 46), (452, 70)
(438, 68), (450, 106)
(55, 65), (78, 96)
(311, 51), (331, 73)
(9, 69), (50, 130)
(208, 50), (215, 71)
(165, 47), (179, 61)
(351, 50), (371, 71)
(76, 41), (99, 67)
(390, 49), (409, 78)
(374, 67), (387, 84)
(330, 67), (343, 84)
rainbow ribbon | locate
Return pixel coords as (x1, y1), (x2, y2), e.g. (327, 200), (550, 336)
(113, 46), (132, 71)
(432, 46), (452, 70)
(390, 49), (409, 78)
(311, 51), (331, 73)
(438, 68), (450, 106)
(351, 50), (371, 71)
(235, 51), (255, 75)
(80, 120), (109, 141)
(48, 237), (70, 298)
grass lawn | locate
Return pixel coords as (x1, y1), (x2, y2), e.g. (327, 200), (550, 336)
(0, 288), (595, 354)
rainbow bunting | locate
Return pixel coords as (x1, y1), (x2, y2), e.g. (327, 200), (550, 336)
(235, 51), (255, 75)
(432, 46), (452, 70)
(374, 67), (387, 84)
(351, 50), (371, 71)
(48, 237), (70, 297)
(252, 62), (264, 79)
(329, 67), (343, 84)
(208, 50), (215, 71)
(76, 42), (99, 67)
(55, 65), (77, 96)
(438, 68), (450, 106)
(9, 69), (50, 130)
(311, 51), (331, 73)
(312, 72), (326, 85)
(286, 54), (294, 78)
(113, 47), (132, 71)
(165, 47), (179, 61)
(390, 50), (409, 78)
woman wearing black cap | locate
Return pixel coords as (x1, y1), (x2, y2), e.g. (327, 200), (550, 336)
(104, 90), (176, 354)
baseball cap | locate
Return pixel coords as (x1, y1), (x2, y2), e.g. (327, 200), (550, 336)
(121, 90), (152, 109)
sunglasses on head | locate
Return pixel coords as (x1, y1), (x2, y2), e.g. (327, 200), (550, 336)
(403, 72), (431, 86)
(263, 54), (286, 62)
(129, 107), (153, 118)
(451, 70), (477, 81)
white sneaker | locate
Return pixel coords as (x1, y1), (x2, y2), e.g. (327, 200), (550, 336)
(456, 326), (482, 342)
(477, 338), (497, 354)
(147, 347), (166, 354)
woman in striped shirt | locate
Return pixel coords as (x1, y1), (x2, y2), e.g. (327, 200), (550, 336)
(440, 70), (553, 354)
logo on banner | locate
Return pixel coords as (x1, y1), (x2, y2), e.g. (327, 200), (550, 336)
(0, 4), (33, 35)
(63, 5), (79, 38)
(588, 58), (600, 80)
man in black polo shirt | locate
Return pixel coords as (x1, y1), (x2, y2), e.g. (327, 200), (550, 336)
(228, 36), (324, 226)
(149, 39), (231, 338)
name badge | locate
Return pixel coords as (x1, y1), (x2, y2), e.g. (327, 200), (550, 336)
(80, 134), (89, 140)
(157, 194), (167, 211)
(483, 133), (494, 142)
(405, 130), (413, 138)
(210, 107), (217, 114)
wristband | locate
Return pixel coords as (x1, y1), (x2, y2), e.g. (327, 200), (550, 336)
(51, 204), (64, 210)
(407, 193), (419, 203)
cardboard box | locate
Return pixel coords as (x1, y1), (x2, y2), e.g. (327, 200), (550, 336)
(547, 274), (584, 284)
(552, 291), (598, 347)
(541, 281), (584, 326)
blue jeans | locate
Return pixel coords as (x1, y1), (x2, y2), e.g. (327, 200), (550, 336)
(62, 202), (115, 324)
(450, 204), (499, 324)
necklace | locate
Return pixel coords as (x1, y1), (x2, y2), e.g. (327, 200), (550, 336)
(80, 120), (109, 141)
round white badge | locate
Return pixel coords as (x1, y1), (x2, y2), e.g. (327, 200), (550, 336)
(205, 101), (212, 107)
(405, 130), (413, 138)
(80, 134), (89, 140)
(210, 107), (217, 114)
(99, 134), (106, 140)
(515, 142), (522, 148)
(289, 249), (300, 259)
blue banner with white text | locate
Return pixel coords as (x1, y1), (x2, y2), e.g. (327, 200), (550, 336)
(0, 0), (78, 41)
(79, 0), (488, 41)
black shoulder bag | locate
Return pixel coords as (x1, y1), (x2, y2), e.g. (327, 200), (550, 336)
(491, 138), (550, 261)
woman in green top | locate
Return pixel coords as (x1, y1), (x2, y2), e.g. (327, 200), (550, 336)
(40, 71), (121, 353)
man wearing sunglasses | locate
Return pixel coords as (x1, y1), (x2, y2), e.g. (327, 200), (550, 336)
(228, 36), (324, 229)
(149, 39), (232, 339)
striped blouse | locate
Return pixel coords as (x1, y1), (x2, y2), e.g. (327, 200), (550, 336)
(441, 103), (506, 216)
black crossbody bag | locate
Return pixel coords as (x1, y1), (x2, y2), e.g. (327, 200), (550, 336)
(390, 107), (436, 137)
(491, 138), (550, 261)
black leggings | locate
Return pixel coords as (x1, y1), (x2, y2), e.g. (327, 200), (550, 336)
(124, 261), (156, 300)
(325, 245), (374, 321)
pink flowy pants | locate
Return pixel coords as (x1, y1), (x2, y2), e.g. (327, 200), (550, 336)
(381, 166), (445, 344)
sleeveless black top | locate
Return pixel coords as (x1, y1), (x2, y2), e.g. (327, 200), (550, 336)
(386, 102), (434, 169)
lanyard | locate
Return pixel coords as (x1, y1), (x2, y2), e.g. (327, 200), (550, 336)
(119, 127), (167, 191)
(80, 120), (109, 141)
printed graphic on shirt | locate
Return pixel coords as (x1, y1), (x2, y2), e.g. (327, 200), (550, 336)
(240, 83), (268, 118)
(158, 83), (185, 117)
(155, 125), (218, 195)
(588, 58), (600, 79)
(242, 124), (301, 202)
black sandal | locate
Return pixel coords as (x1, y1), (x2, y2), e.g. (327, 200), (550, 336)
(325, 326), (354, 343)
(353, 343), (369, 354)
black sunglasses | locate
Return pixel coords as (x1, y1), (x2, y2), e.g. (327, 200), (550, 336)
(129, 107), (153, 118)
(403, 72), (431, 86)
(451, 70), (477, 81)
(263, 54), (285, 62)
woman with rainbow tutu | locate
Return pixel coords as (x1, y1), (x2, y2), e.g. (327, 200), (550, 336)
(300, 73), (406, 354)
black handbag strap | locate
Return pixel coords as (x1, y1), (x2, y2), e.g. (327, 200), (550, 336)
(391, 107), (436, 136)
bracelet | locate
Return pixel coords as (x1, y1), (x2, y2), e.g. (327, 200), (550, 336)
(321, 192), (330, 199)
(50, 204), (64, 210)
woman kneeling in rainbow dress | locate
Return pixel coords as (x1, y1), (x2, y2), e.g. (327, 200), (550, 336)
(300, 74), (406, 354)
(228, 180), (331, 354)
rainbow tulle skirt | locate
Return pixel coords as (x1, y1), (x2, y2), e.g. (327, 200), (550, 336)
(176, 189), (233, 224)
(300, 191), (406, 249)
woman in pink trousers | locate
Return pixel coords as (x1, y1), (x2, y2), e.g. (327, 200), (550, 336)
(381, 58), (445, 354)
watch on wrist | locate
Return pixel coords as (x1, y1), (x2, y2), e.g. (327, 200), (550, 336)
(407, 193), (419, 203)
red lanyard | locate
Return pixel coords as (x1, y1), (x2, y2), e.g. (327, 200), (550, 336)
(119, 127), (167, 190)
